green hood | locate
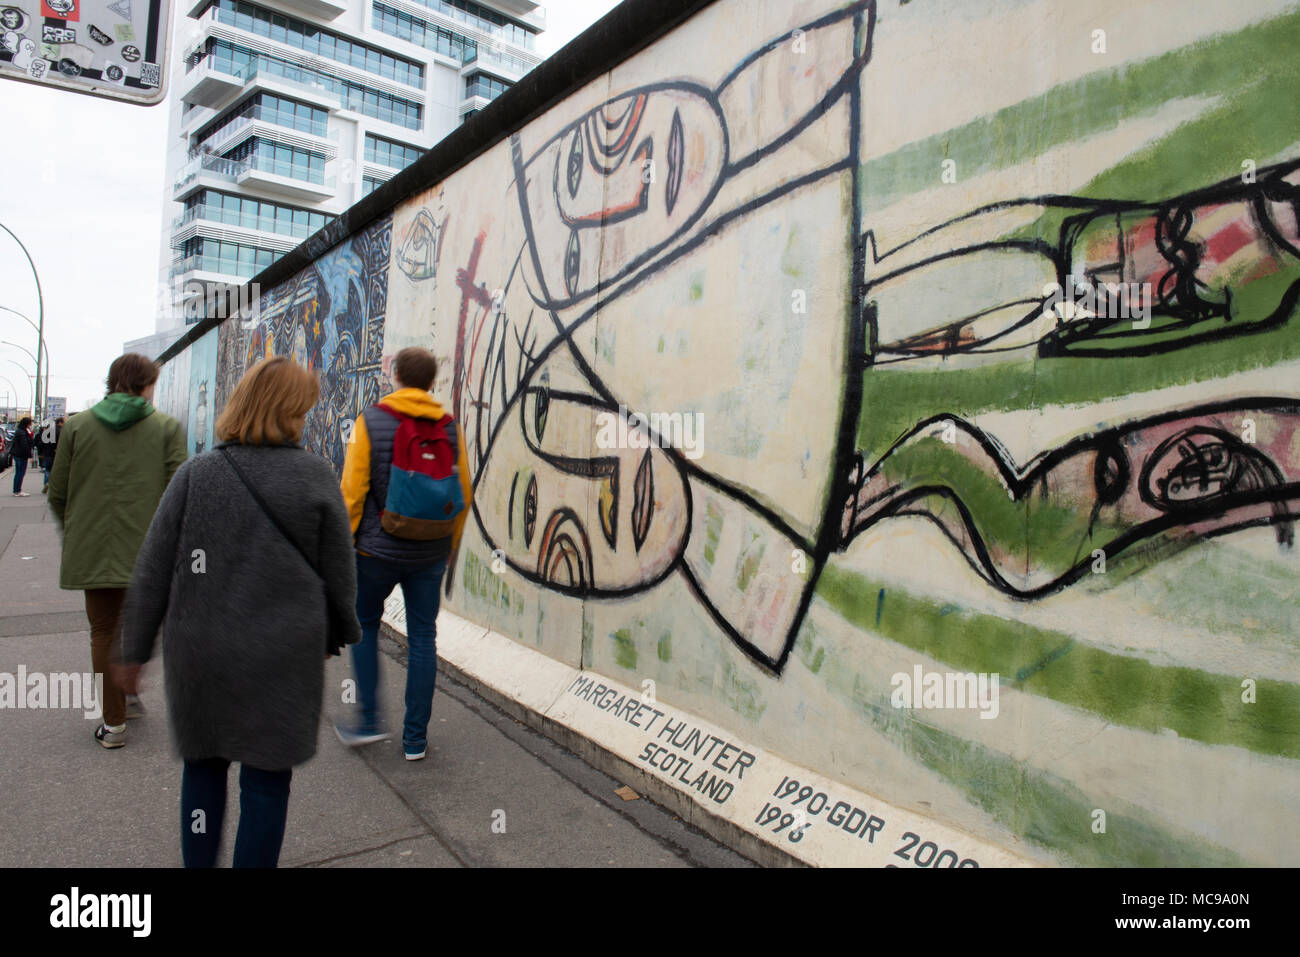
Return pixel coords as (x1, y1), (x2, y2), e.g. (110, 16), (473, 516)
(92, 393), (156, 431)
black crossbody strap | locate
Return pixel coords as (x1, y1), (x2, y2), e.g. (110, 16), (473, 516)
(219, 447), (323, 581)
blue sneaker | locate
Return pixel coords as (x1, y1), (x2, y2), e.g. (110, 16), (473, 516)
(334, 720), (391, 747)
(404, 744), (427, 761)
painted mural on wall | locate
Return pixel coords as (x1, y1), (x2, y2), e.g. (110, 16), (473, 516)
(211, 215), (393, 469)
(179, 0), (1300, 865)
(185, 327), (218, 456)
(152, 339), (189, 443)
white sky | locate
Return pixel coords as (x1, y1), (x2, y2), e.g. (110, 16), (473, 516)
(0, 0), (621, 413)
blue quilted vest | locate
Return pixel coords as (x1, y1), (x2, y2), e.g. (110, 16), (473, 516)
(355, 405), (458, 565)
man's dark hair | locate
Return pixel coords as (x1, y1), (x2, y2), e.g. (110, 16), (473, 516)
(107, 353), (160, 396)
(17, 416), (30, 429)
(393, 348), (437, 391)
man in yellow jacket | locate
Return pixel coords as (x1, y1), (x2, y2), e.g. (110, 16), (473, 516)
(336, 347), (472, 761)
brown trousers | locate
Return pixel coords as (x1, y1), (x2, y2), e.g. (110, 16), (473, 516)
(85, 588), (127, 728)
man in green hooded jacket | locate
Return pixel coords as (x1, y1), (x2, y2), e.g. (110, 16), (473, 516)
(48, 353), (187, 748)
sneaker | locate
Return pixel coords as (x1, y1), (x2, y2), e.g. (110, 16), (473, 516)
(334, 720), (390, 746)
(404, 747), (427, 761)
(94, 723), (125, 749)
(13, 492), (29, 497)
(125, 694), (146, 720)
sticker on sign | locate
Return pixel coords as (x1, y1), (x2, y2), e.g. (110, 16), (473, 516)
(41, 24), (73, 43)
(0, 0), (170, 105)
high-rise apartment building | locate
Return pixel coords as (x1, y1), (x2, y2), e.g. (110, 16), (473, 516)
(153, 0), (544, 333)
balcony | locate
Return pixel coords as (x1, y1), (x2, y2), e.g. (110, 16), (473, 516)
(173, 153), (244, 199)
(182, 51), (345, 114)
(169, 254), (258, 282)
(243, 64), (343, 111)
(171, 204), (333, 246)
(461, 45), (530, 82)
(235, 155), (336, 202)
(402, 0), (545, 48)
(191, 108), (339, 163)
(187, 0), (346, 22)
(173, 151), (335, 203)
(493, 0), (544, 22)
(180, 55), (247, 111)
(193, 3), (426, 94)
(460, 92), (491, 115)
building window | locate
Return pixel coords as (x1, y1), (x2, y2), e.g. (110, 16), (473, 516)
(371, 3), (478, 64)
(464, 72), (510, 101)
(191, 39), (423, 131)
(400, 0), (539, 51)
(362, 176), (385, 197)
(224, 137), (327, 185)
(201, 0), (424, 87)
(182, 189), (332, 238)
(179, 237), (278, 278)
(363, 133), (424, 171)
(192, 92), (328, 154)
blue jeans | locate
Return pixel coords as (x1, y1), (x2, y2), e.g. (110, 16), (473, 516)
(351, 552), (448, 752)
(181, 758), (292, 868)
(12, 456), (26, 493)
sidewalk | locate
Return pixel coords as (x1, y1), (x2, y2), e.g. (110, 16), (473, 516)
(0, 489), (752, 868)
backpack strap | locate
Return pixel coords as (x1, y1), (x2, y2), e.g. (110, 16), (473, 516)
(219, 447), (320, 577)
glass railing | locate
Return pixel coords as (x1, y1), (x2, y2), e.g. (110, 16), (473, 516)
(186, 51), (345, 110)
(462, 45), (531, 76)
(191, 106), (337, 156)
(244, 62), (343, 106)
(185, 50), (244, 78)
(189, 48), (420, 129)
(174, 149), (333, 192)
(464, 77), (509, 100)
(171, 204), (332, 239)
(205, 2), (424, 87)
(169, 255), (264, 279)
(408, 0), (538, 51)
(173, 153), (244, 193)
(240, 152), (334, 188)
(362, 147), (423, 170)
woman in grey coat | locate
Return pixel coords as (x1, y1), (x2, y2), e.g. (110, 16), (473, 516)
(120, 355), (360, 867)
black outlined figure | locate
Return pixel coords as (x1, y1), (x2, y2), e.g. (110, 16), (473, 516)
(447, 1), (877, 671)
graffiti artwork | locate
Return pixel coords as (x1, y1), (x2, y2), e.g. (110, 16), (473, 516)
(218, 216), (392, 470)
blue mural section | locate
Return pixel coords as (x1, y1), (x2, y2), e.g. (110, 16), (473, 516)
(186, 329), (218, 456)
(215, 214), (394, 471)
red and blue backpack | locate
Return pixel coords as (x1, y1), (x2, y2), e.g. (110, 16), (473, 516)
(374, 404), (465, 540)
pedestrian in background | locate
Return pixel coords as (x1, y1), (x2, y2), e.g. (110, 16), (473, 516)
(119, 356), (359, 868)
(10, 416), (34, 496)
(336, 347), (471, 761)
(47, 355), (186, 748)
(35, 416), (64, 493)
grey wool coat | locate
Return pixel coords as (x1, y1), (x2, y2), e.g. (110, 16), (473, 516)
(121, 442), (361, 770)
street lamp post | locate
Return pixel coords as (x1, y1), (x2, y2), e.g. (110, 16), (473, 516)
(1, 341), (46, 418)
(0, 358), (34, 413)
(0, 311), (51, 412)
(0, 224), (44, 427)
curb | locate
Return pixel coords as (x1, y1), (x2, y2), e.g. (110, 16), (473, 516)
(380, 620), (806, 868)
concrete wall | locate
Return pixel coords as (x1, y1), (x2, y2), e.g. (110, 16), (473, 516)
(157, 0), (1300, 865)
